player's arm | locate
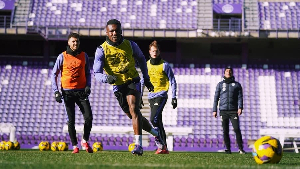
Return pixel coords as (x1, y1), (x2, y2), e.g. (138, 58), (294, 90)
(84, 53), (91, 96)
(164, 63), (178, 109)
(164, 62), (177, 99)
(237, 83), (243, 115)
(139, 78), (145, 108)
(140, 77), (145, 95)
(130, 41), (153, 92)
(84, 53), (91, 88)
(51, 54), (63, 103)
(130, 41), (149, 82)
(238, 83), (243, 110)
(213, 83), (221, 114)
(51, 53), (63, 93)
(93, 47), (116, 84)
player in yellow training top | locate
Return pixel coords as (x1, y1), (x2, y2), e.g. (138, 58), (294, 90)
(144, 40), (177, 154)
(93, 19), (165, 156)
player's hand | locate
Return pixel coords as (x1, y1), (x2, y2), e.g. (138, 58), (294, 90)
(237, 109), (242, 116)
(213, 112), (217, 118)
(171, 98), (177, 109)
(144, 80), (154, 92)
(85, 86), (91, 96)
(55, 91), (62, 103)
(139, 99), (144, 109)
(107, 75), (117, 84)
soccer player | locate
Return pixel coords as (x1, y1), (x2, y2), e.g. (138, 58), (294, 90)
(93, 19), (165, 156)
(145, 40), (177, 154)
(51, 33), (93, 154)
(212, 67), (246, 154)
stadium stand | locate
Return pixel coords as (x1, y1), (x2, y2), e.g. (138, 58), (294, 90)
(0, 60), (299, 152)
(244, 0), (260, 30)
(258, 2), (300, 30)
(12, 0), (31, 27)
(1, 0), (300, 38)
(0, 0), (299, 153)
(28, 0), (198, 29)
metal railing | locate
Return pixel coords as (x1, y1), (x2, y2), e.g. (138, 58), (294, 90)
(213, 19), (242, 32)
(0, 16), (11, 28)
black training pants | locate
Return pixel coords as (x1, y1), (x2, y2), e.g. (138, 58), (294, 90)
(149, 97), (167, 145)
(62, 90), (93, 146)
(220, 110), (243, 150)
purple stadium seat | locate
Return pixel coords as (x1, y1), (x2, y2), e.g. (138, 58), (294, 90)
(1, 61), (299, 151)
(258, 2), (300, 30)
(29, 0), (198, 29)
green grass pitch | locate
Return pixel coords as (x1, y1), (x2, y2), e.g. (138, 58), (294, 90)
(0, 150), (299, 169)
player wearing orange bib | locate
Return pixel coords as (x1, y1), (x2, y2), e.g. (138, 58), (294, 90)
(51, 33), (93, 154)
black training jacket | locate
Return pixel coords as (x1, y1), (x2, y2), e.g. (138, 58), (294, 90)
(213, 77), (243, 112)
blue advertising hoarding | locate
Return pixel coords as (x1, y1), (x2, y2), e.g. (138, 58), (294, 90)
(213, 4), (242, 14)
(0, 0), (15, 11)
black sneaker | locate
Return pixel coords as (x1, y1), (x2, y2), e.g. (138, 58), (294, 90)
(239, 149), (246, 154)
(225, 149), (231, 154)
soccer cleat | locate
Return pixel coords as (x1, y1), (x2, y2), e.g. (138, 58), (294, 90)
(155, 145), (169, 154)
(81, 141), (93, 153)
(154, 127), (165, 149)
(72, 147), (79, 154)
(224, 149), (232, 154)
(162, 149), (170, 154)
(131, 144), (143, 156)
(155, 148), (169, 154)
(162, 146), (169, 154)
(239, 149), (246, 154)
(155, 148), (163, 154)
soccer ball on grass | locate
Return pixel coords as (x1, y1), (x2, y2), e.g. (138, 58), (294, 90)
(252, 136), (283, 164)
(51, 141), (59, 151)
(13, 141), (20, 150)
(0, 141), (6, 150)
(92, 142), (103, 152)
(4, 141), (14, 150)
(128, 143), (135, 152)
(58, 142), (68, 151)
(39, 141), (50, 151)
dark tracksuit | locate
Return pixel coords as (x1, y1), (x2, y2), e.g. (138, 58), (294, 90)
(213, 76), (244, 150)
(146, 59), (177, 146)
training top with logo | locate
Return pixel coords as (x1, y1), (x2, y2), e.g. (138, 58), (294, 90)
(213, 76), (243, 111)
(93, 39), (150, 93)
(146, 59), (177, 99)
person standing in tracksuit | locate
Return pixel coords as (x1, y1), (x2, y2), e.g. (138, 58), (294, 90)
(213, 67), (246, 154)
(145, 40), (177, 154)
(51, 33), (93, 154)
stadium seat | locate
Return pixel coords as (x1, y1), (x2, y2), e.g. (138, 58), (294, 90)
(27, 0), (198, 29)
(0, 60), (299, 151)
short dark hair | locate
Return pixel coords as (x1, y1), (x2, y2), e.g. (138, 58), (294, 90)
(106, 19), (121, 27)
(68, 32), (80, 40)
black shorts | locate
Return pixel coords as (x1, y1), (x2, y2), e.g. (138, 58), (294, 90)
(114, 81), (141, 113)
